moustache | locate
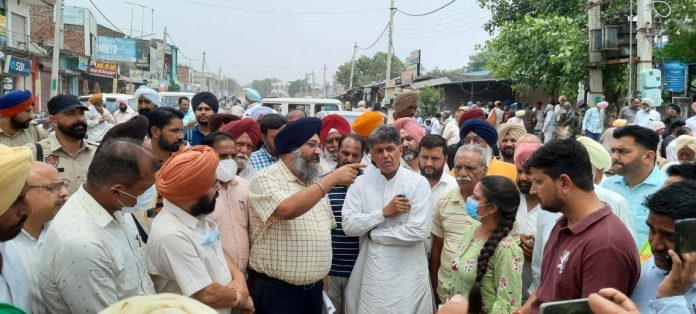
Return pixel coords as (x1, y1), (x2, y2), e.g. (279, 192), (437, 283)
(235, 154), (248, 160)
(456, 176), (471, 182)
(71, 121), (88, 129)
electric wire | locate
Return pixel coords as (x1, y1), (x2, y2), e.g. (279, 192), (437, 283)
(396, 0), (457, 17)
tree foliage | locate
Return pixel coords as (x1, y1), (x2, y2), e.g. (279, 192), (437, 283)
(418, 86), (445, 115)
(334, 52), (403, 89)
(249, 78), (280, 98)
(486, 15), (587, 97)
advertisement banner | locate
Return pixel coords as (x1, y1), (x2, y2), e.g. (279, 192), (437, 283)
(95, 36), (136, 62)
(78, 56), (89, 71)
(89, 61), (118, 78)
(4, 55), (32, 76)
(401, 70), (414, 85)
(135, 39), (150, 69)
(405, 50), (421, 76)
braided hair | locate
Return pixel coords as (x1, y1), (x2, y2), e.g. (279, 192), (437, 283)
(468, 176), (520, 313)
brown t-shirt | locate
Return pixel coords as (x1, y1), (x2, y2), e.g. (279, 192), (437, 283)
(531, 205), (640, 313)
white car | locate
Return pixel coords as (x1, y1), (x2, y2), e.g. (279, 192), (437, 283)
(159, 92), (195, 109)
(78, 93), (136, 114)
(261, 98), (344, 116)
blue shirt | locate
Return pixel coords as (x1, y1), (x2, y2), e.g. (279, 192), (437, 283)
(601, 167), (667, 247)
(582, 107), (604, 134)
(184, 125), (205, 146)
(328, 185), (359, 277)
(249, 146), (277, 171)
(631, 257), (696, 313)
(182, 110), (195, 128)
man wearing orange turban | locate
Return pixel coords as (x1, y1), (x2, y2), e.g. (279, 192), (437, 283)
(320, 114), (351, 176)
(352, 111), (384, 139)
(148, 145), (254, 313)
(221, 118), (261, 181)
(394, 117), (426, 172)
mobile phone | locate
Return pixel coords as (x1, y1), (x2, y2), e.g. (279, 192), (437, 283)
(675, 218), (696, 254)
(397, 194), (406, 198)
(539, 298), (590, 314)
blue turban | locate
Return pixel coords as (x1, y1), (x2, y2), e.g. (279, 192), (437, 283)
(274, 117), (321, 155)
(459, 119), (498, 148)
(244, 88), (261, 102)
(0, 90), (32, 116)
(192, 92), (219, 113)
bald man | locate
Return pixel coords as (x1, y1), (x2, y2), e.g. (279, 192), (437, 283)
(6, 162), (68, 314)
(286, 109), (307, 123)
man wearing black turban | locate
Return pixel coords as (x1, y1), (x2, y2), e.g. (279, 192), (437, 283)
(247, 117), (364, 313)
(185, 92), (219, 145)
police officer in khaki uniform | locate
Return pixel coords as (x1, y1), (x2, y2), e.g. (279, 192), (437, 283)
(26, 95), (98, 195)
(0, 90), (48, 147)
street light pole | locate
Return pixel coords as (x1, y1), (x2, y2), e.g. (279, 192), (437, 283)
(385, 0), (395, 82)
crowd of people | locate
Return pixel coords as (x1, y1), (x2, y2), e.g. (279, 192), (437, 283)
(0, 86), (695, 314)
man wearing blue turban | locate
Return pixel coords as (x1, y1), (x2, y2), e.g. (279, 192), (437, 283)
(459, 119), (517, 182)
(242, 88), (262, 118)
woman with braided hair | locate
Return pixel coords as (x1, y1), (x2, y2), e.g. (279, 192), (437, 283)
(441, 175), (523, 313)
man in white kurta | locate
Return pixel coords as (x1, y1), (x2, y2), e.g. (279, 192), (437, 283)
(342, 125), (433, 314)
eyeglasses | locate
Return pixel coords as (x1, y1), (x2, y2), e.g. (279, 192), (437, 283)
(462, 136), (486, 145)
(29, 179), (70, 192)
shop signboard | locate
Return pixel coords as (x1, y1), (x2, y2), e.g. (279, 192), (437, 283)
(89, 61), (118, 78)
(4, 55), (32, 76)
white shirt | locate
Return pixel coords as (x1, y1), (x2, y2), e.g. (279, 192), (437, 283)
(5, 226), (49, 314)
(686, 116), (696, 132)
(430, 118), (441, 135)
(319, 154), (337, 177)
(238, 164), (257, 182)
(113, 110), (136, 124)
(666, 139), (679, 162)
(0, 243), (29, 312)
(145, 200), (232, 314)
(425, 172), (458, 256)
(634, 109), (661, 129)
(515, 194), (539, 236)
(40, 186), (155, 313)
(442, 119), (461, 146)
(85, 104), (115, 142)
(342, 165), (433, 313)
(530, 185), (637, 291)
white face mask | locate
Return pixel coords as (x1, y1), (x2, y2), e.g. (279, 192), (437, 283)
(216, 159), (238, 183)
(113, 187), (141, 214)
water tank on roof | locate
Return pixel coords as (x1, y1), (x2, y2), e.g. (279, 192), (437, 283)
(663, 61), (688, 93)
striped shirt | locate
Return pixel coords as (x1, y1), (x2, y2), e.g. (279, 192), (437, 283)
(248, 161), (336, 285)
(327, 185), (359, 277)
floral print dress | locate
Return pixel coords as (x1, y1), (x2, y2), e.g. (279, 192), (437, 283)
(441, 227), (523, 314)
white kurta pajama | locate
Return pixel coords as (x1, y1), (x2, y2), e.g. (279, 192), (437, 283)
(342, 165), (434, 314)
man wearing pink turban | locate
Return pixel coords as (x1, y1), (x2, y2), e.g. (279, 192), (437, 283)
(512, 142), (542, 300)
(394, 117), (426, 172)
(147, 146), (254, 313)
(221, 118), (261, 181)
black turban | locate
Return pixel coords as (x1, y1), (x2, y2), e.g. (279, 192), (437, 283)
(192, 92), (219, 113)
(274, 117), (322, 155)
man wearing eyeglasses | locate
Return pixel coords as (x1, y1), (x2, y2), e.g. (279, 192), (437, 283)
(457, 119), (517, 182)
(6, 162), (68, 314)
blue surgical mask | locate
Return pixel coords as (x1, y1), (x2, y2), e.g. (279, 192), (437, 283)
(466, 197), (480, 221)
(200, 228), (220, 245)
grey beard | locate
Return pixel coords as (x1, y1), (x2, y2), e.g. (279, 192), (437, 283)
(402, 149), (417, 161)
(290, 150), (320, 184)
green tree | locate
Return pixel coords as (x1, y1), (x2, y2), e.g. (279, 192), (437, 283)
(418, 86), (445, 115)
(466, 46), (494, 72)
(334, 52), (403, 89)
(249, 78), (280, 98)
(426, 66), (466, 77)
(486, 15), (588, 97)
(287, 79), (304, 97)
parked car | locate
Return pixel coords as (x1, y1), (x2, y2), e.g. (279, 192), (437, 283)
(314, 110), (387, 126)
(78, 93), (136, 114)
(261, 98), (343, 116)
(159, 92), (195, 109)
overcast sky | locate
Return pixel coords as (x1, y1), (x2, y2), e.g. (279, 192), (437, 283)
(68, 0), (492, 85)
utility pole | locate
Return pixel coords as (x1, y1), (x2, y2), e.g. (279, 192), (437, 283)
(201, 51), (206, 91)
(50, 0), (64, 97)
(636, 0), (653, 74)
(587, 0), (603, 107)
(218, 66), (222, 95)
(312, 70), (316, 98)
(349, 41), (358, 90)
(323, 64), (327, 98)
(162, 27), (167, 82)
(385, 0), (395, 83)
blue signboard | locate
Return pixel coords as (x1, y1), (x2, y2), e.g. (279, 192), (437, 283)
(4, 55), (31, 76)
(663, 61), (688, 93)
(95, 36), (136, 62)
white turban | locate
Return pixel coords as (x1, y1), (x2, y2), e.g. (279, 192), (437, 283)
(133, 86), (161, 107)
(99, 293), (218, 314)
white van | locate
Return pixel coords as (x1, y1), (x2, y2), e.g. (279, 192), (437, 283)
(260, 98), (343, 116)
(159, 92), (195, 109)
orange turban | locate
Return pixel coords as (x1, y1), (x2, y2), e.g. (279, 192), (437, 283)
(156, 146), (219, 203)
(320, 114), (351, 144)
(221, 118), (261, 147)
(89, 93), (103, 105)
(352, 111), (384, 137)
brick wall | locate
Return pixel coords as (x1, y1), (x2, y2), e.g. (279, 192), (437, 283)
(177, 66), (191, 85)
(30, 4), (85, 55)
